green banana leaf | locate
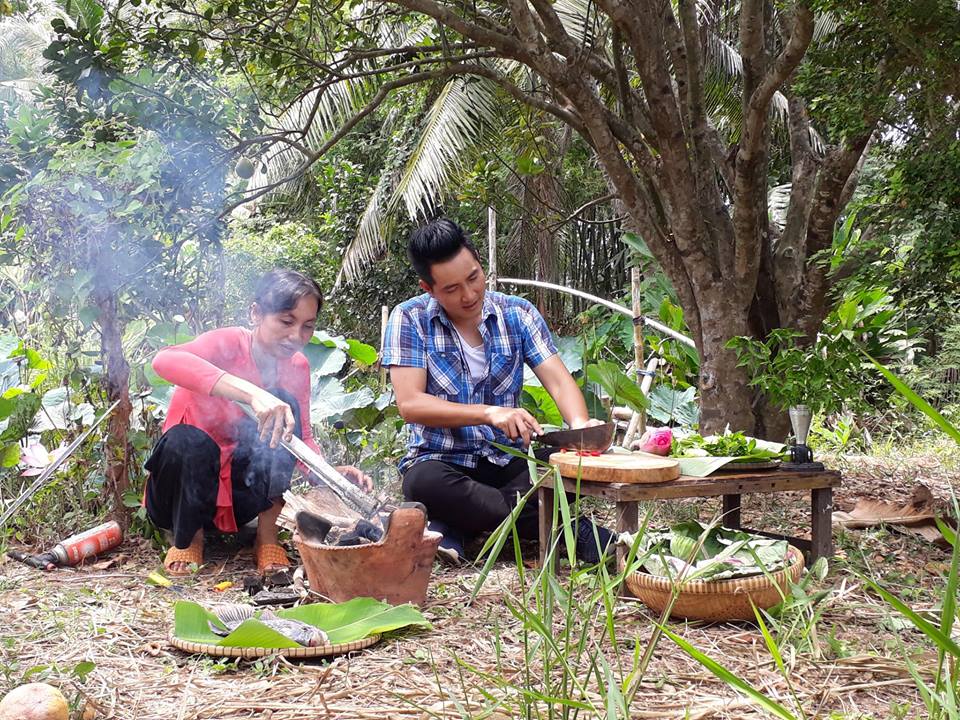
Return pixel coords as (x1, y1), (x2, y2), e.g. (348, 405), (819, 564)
(634, 521), (791, 581)
(173, 597), (431, 648)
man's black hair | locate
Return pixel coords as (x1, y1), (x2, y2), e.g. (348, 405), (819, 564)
(408, 218), (481, 285)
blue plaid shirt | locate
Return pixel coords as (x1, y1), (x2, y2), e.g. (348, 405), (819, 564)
(382, 291), (558, 472)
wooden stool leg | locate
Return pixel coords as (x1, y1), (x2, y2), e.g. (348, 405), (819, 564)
(722, 494), (742, 528)
(538, 485), (555, 572)
(811, 487), (834, 562)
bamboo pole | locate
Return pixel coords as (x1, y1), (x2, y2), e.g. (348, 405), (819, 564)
(487, 207), (497, 291)
(624, 356), (659, 446)
(497, 277), (696, 347)
(379, 305), (388, 391)
(623, 267), (647, 446)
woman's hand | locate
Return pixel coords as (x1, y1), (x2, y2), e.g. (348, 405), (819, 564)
(336, 465), (374, 493)
(250, 389), (296, 448)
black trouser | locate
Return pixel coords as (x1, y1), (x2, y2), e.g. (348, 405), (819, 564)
(402, 448), (554, 541)
(145, 389), (302, 549)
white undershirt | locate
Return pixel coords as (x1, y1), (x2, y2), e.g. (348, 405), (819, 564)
(454, 328), (487, 383)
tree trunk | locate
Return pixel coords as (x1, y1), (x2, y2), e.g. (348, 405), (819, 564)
(694, 289), (755, 435)
(94, 282), (132, 529)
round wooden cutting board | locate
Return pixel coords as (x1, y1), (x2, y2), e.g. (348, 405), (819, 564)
(548, 451), (680, 484)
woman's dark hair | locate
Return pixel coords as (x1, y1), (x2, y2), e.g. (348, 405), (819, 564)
(408, 218), (481, 285)
(253, 269), (323, 315)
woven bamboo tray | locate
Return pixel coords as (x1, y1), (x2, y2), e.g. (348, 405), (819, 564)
(621, 546), (804, 622)
(168, 633), (380, 659)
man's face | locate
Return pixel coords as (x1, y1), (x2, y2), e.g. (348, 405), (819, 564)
(421, 246), (487, 326)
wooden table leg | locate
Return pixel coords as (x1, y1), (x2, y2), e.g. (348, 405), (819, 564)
(722, 494), (742, 528)
(538, 485), (555, 572)
(811, 487), (834, 562)
(615, 501), (638, 596)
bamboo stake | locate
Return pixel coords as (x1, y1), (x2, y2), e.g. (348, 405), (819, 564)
(497, 277), (695, 347)
(379, 304), (388, 391)
(623, 268), (647, 446)
(624, 356), (659, 446)
(487, 206), (497, 291)
(0, 399), (120, 528)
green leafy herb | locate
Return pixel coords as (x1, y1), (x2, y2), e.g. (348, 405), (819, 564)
(670, 431), (787, 462)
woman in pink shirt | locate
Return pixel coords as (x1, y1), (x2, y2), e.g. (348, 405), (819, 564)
(145, 269), (371, 575)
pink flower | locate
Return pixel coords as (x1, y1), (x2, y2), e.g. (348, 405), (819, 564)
(636, 427), (673, 456)
(20, 440), (68, 476)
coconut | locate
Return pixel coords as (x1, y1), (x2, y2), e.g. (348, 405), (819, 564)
(0, 682), (69, 720)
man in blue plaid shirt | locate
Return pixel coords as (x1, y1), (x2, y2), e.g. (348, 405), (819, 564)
(382, 218), (612, 564)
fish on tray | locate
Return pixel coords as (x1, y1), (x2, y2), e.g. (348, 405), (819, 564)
(209, 604), (329, 647)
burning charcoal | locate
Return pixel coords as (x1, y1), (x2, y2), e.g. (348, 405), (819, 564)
(295, 511), (332, 544)
(335, 519), (383, 546)
(243, 575), (265, 596)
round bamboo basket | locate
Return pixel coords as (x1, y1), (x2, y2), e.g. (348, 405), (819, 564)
(168, 633), (380, 659)
(621, 546), (805, 622)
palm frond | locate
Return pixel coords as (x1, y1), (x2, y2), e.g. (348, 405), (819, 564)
(703, 32), (825, 153)
(334, 170), (394, 288)
(553, 0), (605, 49)
(391, 74), (501, 221)
(768, 182), (791, 230)
(244, 72), (375, 200)
(369, 8), (434, 48)
(70, 0), (104, 37)
(813, 12), (840, 43)
(0, 13), (60, 81)
(0, 79), (38, 104)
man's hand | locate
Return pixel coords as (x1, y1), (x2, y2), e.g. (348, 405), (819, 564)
(484, 406), (543, 447)
(250, 390), (296, 448)
(571, 418), (607, 429)
(336, 465), (374, 493)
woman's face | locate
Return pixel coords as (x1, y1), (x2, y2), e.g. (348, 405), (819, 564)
(251, 295), (319, 359)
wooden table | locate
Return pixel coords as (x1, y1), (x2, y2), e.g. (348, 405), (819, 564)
(537, 468), (842, 570)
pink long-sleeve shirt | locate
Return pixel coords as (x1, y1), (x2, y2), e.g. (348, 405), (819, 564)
(151, 327), (321, 532)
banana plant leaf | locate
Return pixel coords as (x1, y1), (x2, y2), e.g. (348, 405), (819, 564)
(173, 597), (431, 648)
(630, 521), (791, 581)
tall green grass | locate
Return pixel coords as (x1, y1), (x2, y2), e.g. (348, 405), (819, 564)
(661, 354), (960, 718)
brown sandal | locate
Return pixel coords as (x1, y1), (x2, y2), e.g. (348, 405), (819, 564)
(254, 543), (290, 576)
(163, 536), (204, 576)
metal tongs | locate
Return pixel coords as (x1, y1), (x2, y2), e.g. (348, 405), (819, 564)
(236, 403), (379, 518)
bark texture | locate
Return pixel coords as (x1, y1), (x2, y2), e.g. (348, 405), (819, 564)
(94, 281), (132, 529)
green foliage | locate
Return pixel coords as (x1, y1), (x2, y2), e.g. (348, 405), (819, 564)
(585, 360), (647, 416)
(728, 288), (913, 415)
(634, 522), (793, 582)
(903, 325), (960, 417)
(519, 384), (562, 427)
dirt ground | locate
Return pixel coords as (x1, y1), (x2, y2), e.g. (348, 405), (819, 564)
(1, 454), (957, 720)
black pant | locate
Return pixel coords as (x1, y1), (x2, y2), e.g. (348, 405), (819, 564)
(402, 448), (554, 540)
(145, 389), (302, 549)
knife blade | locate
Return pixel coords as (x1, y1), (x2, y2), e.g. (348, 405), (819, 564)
(535, 422), (616, 452)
